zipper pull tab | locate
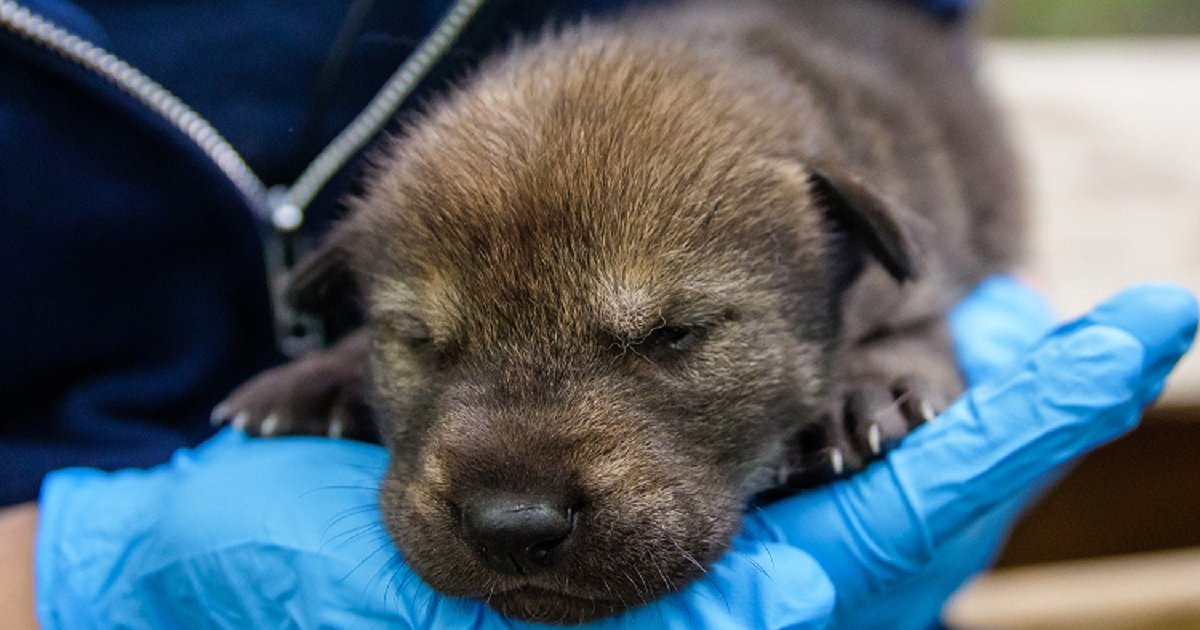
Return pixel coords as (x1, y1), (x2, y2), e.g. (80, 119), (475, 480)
(269, 188), (304, 233)
(265, 186), (325, 358)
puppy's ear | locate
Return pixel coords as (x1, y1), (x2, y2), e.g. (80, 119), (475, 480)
(285, 223), (358, 314)
(806, 160), (920, 284)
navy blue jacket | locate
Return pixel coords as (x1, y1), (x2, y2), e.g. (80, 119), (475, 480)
(0, 0), (967, 506)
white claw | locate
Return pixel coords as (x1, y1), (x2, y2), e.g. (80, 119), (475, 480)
(231, 412), (250, 431)
(260, 414), (279, 436)
(868, 423), (882, 455)
(210, 403), (232, 426)
(327, 415), (345, 439)
(920, 400), (937, 422)
(830, 448), (845, 476)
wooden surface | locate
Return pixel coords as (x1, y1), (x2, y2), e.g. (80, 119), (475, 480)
(945, 546), (1200, 629)
(982, 40), (1200, 407)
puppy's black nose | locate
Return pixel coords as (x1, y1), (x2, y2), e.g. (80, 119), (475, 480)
(460, 492), (576, 576)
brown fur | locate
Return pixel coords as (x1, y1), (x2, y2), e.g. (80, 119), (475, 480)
(222, 0), (1021, 622)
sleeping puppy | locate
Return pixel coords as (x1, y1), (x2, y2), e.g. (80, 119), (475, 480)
(216, 0), (1021, 622)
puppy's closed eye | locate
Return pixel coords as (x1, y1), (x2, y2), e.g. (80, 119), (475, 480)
(375, 315), (453, 363)
(621, 302), (739, 362)
(377, 314), (431, 344)
(635, 324), (705, 358)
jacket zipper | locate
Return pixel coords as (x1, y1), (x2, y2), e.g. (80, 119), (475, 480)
(2, 0), (484, 356)
(0, 0), (272, 218)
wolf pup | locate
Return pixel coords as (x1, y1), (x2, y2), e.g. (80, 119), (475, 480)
(217, 0), (1021, 622)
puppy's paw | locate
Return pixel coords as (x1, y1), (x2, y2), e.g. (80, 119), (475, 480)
(833, 374), (946, 468)
(772, 374), (948, 493)
(212, 333), (377, 441)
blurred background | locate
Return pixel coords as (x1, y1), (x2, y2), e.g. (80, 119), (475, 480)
(945, 1), (1200, 627)
(983, 0), (1200, 37)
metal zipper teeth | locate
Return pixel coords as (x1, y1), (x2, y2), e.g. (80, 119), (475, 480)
(0, 0), (272, 219)
(279, 0), (487, 230)
(2, 0), (486, 230)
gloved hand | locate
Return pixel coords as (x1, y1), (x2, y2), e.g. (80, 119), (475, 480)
(745, 278), (1196, 628)
(35, 279), (1197, 629)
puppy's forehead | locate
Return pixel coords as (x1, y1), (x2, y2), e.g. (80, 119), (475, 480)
(356, 29), (827, 336)
(380, 233), (727, 333)
(362, 157), (796, 343)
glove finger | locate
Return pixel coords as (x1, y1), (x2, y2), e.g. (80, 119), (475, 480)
(949, 276), (1055, 386)
(1058, 283), (1198, 393)
(905, 284), (1196, 546)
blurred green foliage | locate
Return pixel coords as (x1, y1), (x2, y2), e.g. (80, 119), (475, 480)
(982, 0), (1200, 37)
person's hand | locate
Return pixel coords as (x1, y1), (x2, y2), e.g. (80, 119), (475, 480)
(743, 278), (1195, 628)
(34, 279), (1197, 629)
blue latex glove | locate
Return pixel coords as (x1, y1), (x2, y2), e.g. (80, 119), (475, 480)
(35, 279), (1197, 629)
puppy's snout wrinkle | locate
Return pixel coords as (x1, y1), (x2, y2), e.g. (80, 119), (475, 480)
(460, 492), (578, 576)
